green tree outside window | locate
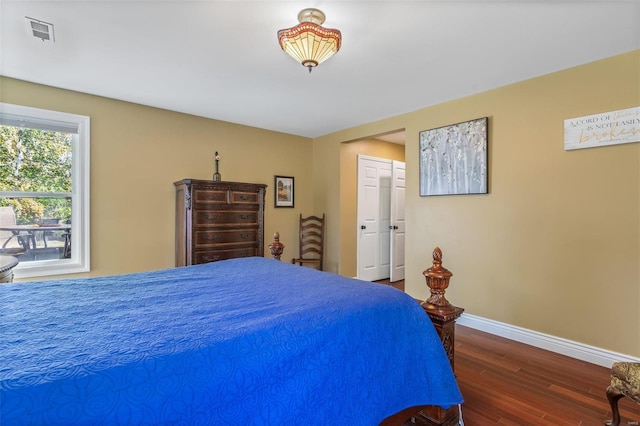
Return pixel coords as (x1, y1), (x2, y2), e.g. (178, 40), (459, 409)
(0, 126), (72, 224)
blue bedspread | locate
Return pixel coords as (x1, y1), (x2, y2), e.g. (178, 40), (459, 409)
(1, 257), (462, 425)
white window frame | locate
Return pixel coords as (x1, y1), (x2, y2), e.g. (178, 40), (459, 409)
(0, 102), (90, 278)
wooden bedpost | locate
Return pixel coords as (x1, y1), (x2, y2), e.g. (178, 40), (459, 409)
(268, 232), (284, 260)
(416, 247), (464, 426)
(380, 248), (465, 426)
(421, 247), (463, 366)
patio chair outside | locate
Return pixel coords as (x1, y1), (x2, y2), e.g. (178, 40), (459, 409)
(0, 207), (28, 256)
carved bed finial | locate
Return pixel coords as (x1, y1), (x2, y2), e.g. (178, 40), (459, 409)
(432, 247), (442, 265)
(422, 246), (453, 307)
(268, 232), (285, 260)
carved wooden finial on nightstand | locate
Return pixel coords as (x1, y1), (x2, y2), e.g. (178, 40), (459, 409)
(422, 246), (453, 308)
(268, 232), (285, 260)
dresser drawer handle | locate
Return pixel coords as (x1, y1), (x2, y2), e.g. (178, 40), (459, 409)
(201, 255), (221, 262)
(204, 234), (221, 241)
(239, 233), (250, 240)
(205, 213), (221, 220)
(238, 214), (251, 220)
(238, 195), (250, 201)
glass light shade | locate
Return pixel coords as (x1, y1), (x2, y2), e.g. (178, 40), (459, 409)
(278, 9), (341, 72)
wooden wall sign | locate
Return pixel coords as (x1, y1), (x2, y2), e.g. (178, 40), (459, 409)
(564, 106), (640, 150)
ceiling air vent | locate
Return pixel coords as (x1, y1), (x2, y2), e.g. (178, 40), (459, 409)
(25, 17), (55, 42)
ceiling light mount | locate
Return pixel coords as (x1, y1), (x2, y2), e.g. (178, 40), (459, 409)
(277, 8), (341, 73)
(297, 8), (326, 26)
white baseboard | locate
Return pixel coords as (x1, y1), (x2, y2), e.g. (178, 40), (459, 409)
(457, 313), (640, 368)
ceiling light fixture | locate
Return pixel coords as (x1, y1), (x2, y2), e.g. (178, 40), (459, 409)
(277, 8), (341, 73)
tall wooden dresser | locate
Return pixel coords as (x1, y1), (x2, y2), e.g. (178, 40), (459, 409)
(174, 179), (267, 266)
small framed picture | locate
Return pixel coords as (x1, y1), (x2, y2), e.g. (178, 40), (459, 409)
(274, 175), (294, 208)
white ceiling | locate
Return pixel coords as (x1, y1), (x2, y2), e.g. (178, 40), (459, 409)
(1, 1), (638, 139)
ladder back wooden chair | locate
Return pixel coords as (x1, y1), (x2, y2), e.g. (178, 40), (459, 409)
(291, 214), (325, 270)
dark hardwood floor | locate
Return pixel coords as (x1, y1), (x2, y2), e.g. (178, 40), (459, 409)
(374, 279), (640, 425)
(454, 325), (640, 425)
(375, 278), (405, 291)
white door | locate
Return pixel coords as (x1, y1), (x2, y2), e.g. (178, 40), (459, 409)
(390, 161), (406, 281)
(357, 155), (404, 282)
(357, 156), (391, 281)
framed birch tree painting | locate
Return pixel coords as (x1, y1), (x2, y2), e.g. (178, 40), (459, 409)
(419, 117), (488, 196)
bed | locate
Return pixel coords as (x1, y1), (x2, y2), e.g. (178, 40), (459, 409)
(0, 256), (462, 425)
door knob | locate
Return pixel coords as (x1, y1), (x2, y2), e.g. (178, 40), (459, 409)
(361, 225), (366, 230)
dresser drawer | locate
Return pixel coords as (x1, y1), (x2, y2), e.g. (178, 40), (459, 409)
(194, 229), (258, 247)
(229, 191), (259, 204)
(194, 210), (258, 226)
(194, 247), (258, 264)
(193, 189), (260, 206)
(193, 189), (227, 204)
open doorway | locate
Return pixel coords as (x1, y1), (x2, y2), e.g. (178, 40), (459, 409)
(338, 130), (406, 280)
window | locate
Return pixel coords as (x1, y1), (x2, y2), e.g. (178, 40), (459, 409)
(0, 103), (90, 278)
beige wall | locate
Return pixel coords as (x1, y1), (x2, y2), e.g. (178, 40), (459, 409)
(314, 51), (640, 357)
(339, 139), (406, 277)
(2, 51), (638, 357)
(1, 77), (313, 278)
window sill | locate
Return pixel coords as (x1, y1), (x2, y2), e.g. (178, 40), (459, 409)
(13, 259), (89, 280)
